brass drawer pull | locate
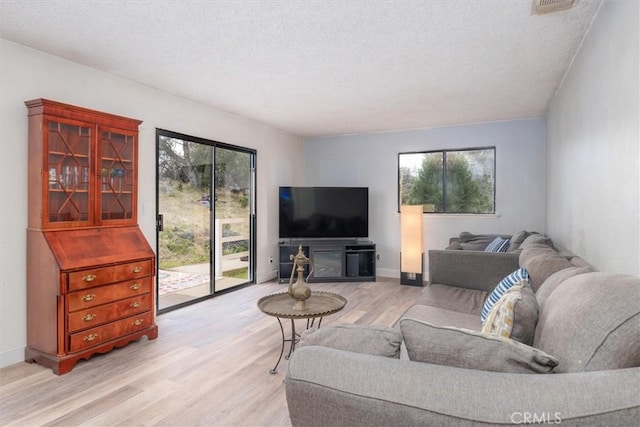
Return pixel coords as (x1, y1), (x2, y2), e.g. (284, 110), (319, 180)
(130, 301), (141, 308)
(84, 333), (98, 342)
(82, 274), (97, 282)
(82, 294), (96, 302)
(83, 313), (96, 321)
(131, 266), (143, 273)
(132, 319), (144, 326)
(130, 283), (141, 290)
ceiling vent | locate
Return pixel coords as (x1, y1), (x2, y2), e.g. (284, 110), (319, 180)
(532, 0), (575, 15)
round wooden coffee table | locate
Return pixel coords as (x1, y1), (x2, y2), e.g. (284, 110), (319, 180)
(257, 291), (347, 374)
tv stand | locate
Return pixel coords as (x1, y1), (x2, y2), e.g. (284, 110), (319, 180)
(278, 239), (376, 283)
(288, 238), (360, 246)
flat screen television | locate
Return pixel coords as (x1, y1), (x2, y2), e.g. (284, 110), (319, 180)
(279, 186), (369, 239)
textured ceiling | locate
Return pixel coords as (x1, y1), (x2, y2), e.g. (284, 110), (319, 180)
(0, 0), (602, 137)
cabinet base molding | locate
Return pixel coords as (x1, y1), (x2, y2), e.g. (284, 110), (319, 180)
(25, 325), (158, 375)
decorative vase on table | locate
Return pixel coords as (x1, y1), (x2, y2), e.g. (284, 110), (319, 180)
(287, 245), (313, 310)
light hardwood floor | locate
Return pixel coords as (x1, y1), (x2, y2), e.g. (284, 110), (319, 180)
(1, 279), (423, 427)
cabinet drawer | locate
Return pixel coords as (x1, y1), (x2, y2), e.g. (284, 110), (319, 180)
(68, 277), (151, 312)
(68, 260), (152, 291)
(69, 311), (153, 353)
(68, 293), (151, 333)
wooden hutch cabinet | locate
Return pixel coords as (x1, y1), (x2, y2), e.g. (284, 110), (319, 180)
(25, 99), (157, 375)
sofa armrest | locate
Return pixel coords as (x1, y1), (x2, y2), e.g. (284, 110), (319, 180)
(285, 346), (640, 427)
(429, 249), (519, 292)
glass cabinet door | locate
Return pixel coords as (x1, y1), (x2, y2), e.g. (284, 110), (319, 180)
(99, 127), (137, 224)
(45, 120), (92, 227)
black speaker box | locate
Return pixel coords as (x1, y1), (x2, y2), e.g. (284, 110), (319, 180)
(346, 253), (359, 277)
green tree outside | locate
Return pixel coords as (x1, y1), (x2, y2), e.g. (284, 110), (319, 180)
(404, 153), (444, 211)
(157, 136), (252, 269)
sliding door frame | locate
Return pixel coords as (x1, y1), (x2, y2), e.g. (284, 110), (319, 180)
(155, 128), (257, 314)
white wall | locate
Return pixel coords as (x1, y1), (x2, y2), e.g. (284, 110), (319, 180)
(546, 0), (639, 276)
(0, 39), (304, 368)
(304, 118), (546, 278)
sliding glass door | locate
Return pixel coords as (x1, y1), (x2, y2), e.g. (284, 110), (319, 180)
(213, 145), (254, 291)
(156, 130), (255, 313)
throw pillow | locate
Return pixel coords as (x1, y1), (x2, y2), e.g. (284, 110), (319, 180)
(481, 282), (538, 345)
(481, 268), (529, 324)
(458, 232), (512, 251)
(482, 284), (523, 338)
(484, 236), (510, 253)
(298, 324), (402, 358)
(399, 318), (559, 374)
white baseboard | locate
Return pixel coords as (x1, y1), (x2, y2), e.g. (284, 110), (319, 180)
(376, 268), (400, 279)
(1, 346), (25, 369)
(376, 268), (430, 282)
(256, 269), (278, 284)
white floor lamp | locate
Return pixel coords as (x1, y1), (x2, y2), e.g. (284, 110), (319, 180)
(400, 204), (424, 286)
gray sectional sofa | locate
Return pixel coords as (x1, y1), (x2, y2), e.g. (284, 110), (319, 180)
(285, 237), (640, 426)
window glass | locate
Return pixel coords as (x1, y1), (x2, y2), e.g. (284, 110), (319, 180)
(399, 148), (495, 214)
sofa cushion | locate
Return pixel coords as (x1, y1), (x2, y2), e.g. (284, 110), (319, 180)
(519, 243), (572, 292)
(481, 283), (538, 345)
(506, 230), (533, 252)
(399, 318), (558, 374)
(400, 304), (481, 330)
(416, 284), (488, 316)
(535, 265), (592, 308)
(299, 324), (402, 358)
(534, 272), (640, 373)
(481, 268), (529, 323)
(568, 256), (591, 269)
(446, 241), (464, 250)
(484, 237), (510, 253)
(519, 233), (553, 250)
